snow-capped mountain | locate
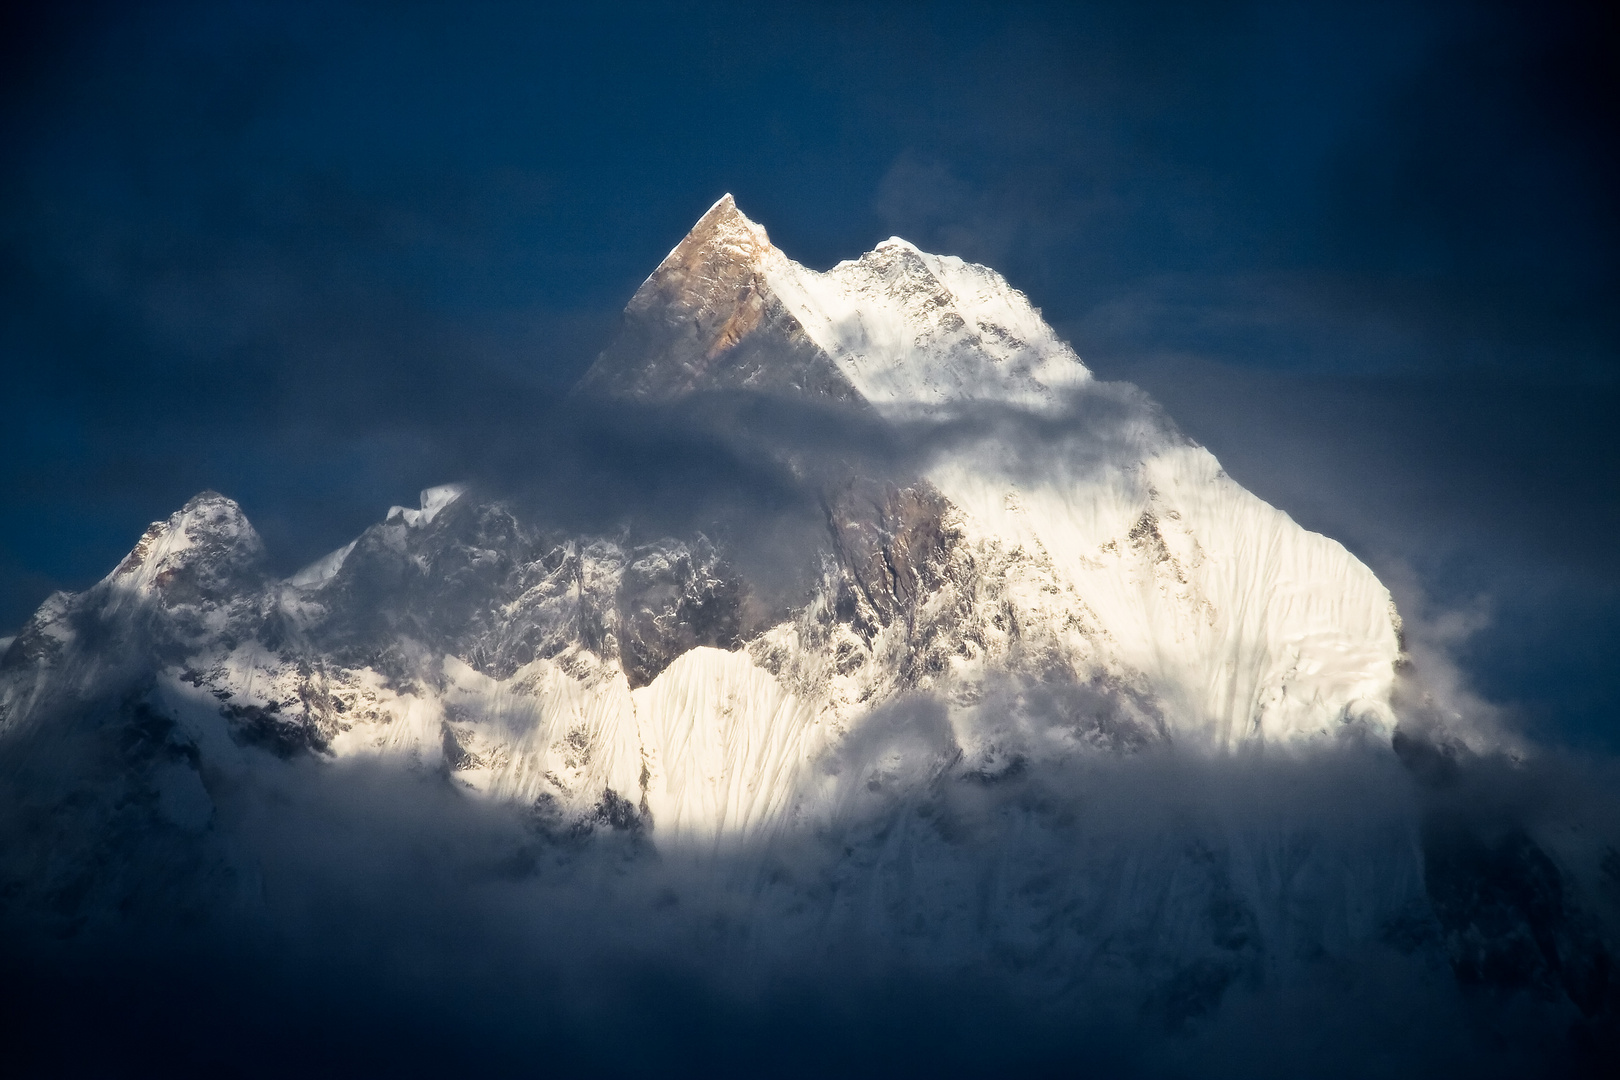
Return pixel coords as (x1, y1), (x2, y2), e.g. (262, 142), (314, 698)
(2, 194), (1402, 843)
(3, 198), (1612, 1064)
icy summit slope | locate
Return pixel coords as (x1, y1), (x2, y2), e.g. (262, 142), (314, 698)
(580, 193), (1090, 411)
(585, 195), (1402, 750)
(2, 197), (1402, 850)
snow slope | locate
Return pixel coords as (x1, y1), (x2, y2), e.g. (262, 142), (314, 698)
(588, 194), (1401, 753)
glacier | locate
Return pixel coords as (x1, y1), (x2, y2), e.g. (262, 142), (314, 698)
(1, 195), (1614, 1075)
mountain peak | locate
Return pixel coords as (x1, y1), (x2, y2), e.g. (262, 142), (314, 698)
(575, 195), (855, 401)
(106, 491), (265, 600)
(579, 197), (1093, 408)
(653, 193), (773, 282)
(685, 192), (767, 247)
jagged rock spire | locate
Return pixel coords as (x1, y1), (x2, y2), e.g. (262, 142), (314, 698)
(657, 193), (773, 273)
(574, 195), (855, 402)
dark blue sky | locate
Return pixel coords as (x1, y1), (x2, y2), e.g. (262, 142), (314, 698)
(2, 0), (1616, 745)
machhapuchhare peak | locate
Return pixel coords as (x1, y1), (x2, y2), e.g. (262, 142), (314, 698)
(1, 197), (1612, 1073)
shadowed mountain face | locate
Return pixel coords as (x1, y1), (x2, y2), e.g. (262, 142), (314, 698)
(2, 200), (1617, 1077)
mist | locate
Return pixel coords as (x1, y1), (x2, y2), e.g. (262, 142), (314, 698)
(6, 673), (1614, 1076)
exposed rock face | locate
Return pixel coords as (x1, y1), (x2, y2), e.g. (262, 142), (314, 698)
(263, 492), (758, 691)
(825, 478), (957, 635)
(577, 195), (857, 402)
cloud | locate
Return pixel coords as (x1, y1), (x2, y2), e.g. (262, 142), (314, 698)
(5, 666), (1613, 1076)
